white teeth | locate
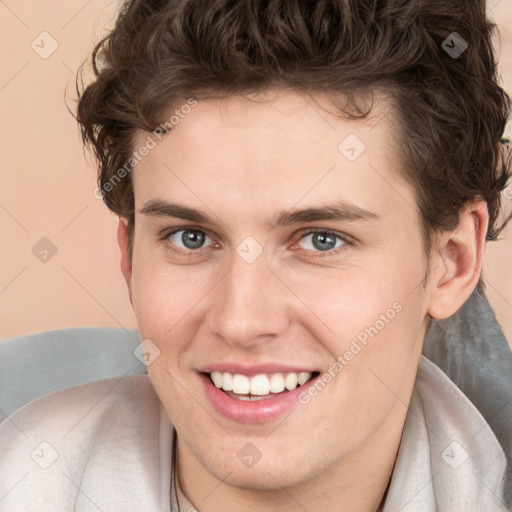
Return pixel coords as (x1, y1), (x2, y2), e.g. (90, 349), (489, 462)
(250, 374), (270, 395)
(232, 374), (250, 394)
(222, 372), (233, 391)
(211, 371), (223, 388)
(284, 373), (298, 391)
(209, 371), (313, 396)
(298, 372), (311, 385)
(269, 373), (285, 393)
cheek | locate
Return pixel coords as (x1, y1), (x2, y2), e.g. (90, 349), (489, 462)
(130, 259), (203, 334)
(130, 262), (217, 386)
(291, 254), (427, 382)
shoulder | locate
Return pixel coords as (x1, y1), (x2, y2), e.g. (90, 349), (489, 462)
(0, 375), (173, 512)
(0, 374), (160, 451)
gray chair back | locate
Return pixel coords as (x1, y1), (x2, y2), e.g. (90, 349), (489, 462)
(0, 327), (146, 419)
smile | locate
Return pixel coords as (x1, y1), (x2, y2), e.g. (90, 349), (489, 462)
(209, 371), (316, 399)
(200, 369), (321, 423)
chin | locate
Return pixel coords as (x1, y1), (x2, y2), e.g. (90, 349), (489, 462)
(220, 466), (305, 491)
(198, 446), (314, 491)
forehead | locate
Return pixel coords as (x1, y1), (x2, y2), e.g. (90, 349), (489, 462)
(131, 90), (416, 225)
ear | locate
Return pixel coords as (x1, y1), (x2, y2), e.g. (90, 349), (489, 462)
(117, 217), (133, 305)
(427, 201), (489, 319)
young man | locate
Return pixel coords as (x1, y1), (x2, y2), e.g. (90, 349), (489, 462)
(1, 0), (511, 510)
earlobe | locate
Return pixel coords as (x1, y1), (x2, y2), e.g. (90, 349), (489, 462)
(427, 201), (489, 319)
(117, 217), (133, 304)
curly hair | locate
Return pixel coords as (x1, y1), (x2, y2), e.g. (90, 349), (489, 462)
(75, 0), (511, 287)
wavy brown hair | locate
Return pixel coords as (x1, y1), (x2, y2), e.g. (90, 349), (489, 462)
(75, 0), (511, 287)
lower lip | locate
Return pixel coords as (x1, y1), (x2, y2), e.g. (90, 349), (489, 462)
(200, 373), (316, 424)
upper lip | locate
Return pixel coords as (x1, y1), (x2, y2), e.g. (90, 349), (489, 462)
(197, 363), (319, 376)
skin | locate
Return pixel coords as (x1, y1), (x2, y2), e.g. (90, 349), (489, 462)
(117, 89), (488, 512)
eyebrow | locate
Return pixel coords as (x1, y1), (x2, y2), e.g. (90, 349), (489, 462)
(139, 199), (380, 228)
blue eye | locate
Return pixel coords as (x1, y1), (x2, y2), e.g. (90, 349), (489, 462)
(161, 227), (349, 258)
(297, 230), (346, 253)
(167, 228), (213, 250)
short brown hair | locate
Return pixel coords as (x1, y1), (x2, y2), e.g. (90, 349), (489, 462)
(75, 0), (511, 286)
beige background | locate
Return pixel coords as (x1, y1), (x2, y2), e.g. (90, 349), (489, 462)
(0, 0), (511, 345)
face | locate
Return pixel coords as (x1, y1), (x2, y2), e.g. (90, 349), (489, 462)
(122, 90), (435, 493)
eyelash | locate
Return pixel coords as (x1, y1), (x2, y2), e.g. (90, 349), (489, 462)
(159, 226), (352, 258)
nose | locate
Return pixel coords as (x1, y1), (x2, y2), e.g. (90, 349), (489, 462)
(206, 249), (291, 349)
